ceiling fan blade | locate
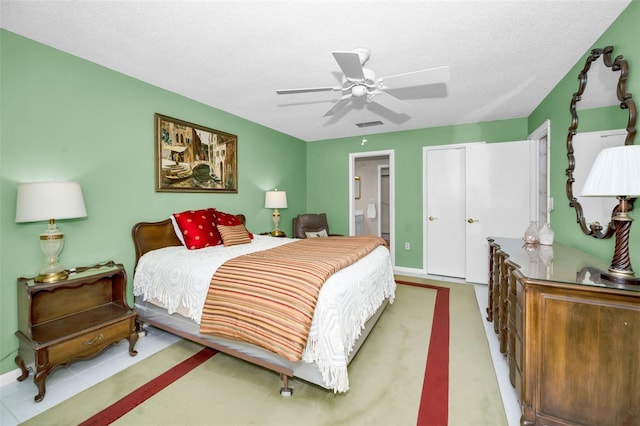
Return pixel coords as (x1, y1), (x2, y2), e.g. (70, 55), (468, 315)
(378, 66), (450, 90)
(324, 94), (352, 117)
(276, 86), (341, 95)
(368, 91), (411, 114)
(332, 51), (365, 81)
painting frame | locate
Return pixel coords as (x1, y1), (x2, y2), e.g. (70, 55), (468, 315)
(154, 113), (238, 193)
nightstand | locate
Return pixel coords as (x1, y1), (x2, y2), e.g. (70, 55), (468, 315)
(15, 262), (138, 402)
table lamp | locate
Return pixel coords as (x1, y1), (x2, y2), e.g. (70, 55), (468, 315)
(264, 190), (287, 237)
(581, 145), (640, 284)
(16, 182), (88, 283)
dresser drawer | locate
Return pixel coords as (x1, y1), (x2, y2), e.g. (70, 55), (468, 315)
(516, 279), (524, 306)
(515, 332), (523, 371)
(515, 303), (523, 335)
(47, 318), (132, 365)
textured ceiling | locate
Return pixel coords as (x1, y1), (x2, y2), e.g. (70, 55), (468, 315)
(0, 0), (631, 142)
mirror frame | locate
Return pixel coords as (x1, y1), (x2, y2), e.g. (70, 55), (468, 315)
(566, 46), (637, 239)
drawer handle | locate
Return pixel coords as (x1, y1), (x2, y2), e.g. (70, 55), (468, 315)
(84, 334), (104, 345)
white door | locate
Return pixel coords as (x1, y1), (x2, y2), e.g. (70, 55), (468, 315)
(465, 141), (534, 283)
(424, 141), (534, 283)
(425, 148), (466, 278)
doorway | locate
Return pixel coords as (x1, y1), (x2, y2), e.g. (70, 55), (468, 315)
(349, 150), (395, 265)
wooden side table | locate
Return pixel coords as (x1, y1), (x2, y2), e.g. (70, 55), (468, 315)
(15, 262), (138, 402)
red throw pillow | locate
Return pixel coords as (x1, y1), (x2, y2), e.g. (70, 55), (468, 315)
(172, 208), (222, 249)
(214, 210), (253, 238)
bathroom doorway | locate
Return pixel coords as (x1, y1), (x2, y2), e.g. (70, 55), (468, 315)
(349, 150), (394, 264)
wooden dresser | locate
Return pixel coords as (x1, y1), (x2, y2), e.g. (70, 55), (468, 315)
(15, 263), (138, 402)
(487, 238), (640, 426)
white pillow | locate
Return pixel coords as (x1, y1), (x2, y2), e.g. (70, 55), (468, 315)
(170, 215), (187, 246)
(305, 228), (328, 238)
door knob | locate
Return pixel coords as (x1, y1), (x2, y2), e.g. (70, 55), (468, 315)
(467, 218), (479, 223)
(428, 216), (438, 221)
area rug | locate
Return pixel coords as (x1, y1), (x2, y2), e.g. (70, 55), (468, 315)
(23, 279), (506, 426)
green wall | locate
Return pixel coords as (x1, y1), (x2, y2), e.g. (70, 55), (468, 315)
(528, 0), (640, 265)
(0, 30), (306, 375)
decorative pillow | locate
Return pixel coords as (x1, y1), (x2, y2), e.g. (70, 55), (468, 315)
(217, 224), (252, 246)
(172, 208), (222, 249)
(214, 210), (253, 238)
(305, 228), (328, 238)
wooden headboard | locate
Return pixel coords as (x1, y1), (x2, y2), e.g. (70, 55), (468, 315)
(131, 214), (246, 266)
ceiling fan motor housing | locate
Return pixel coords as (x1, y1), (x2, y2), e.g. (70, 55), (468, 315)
(345, 68), (376, 97)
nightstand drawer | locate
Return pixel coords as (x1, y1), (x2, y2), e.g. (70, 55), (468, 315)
(48, 318), (132, 364)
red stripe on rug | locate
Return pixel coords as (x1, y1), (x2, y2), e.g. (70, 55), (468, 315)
(397, 281), (450, 426)
(79, 347), (217, 426)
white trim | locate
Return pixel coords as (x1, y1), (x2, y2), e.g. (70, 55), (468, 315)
(393, 266), (425, 277)
(349, 150), (395, 266)
(528, 119), (551, 224)
(0, 368), (22, 388)
(393, 266), (468, 284)
(377, 164), (389, 238)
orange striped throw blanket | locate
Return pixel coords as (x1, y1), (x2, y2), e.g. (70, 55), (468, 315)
(199, 236), (386, 361)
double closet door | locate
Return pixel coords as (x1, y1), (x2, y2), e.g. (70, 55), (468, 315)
(425, 141), (535, 283)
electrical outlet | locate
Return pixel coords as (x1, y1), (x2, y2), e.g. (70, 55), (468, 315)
(404, 242), (410, 250)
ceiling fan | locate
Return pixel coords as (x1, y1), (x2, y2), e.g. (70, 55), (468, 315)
(276, 48), (450, 117)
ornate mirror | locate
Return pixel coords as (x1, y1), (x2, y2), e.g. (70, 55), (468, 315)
(566, 46), (637, 238)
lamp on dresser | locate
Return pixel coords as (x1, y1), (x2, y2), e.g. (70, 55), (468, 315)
(15, 181), (88, 283)
(581, 145), (640, 284)
(265, 189), (287, 237)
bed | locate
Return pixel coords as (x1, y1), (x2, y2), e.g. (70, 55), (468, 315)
(131, 213), (396, 395)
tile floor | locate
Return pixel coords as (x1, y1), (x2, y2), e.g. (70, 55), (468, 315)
(0, 327), (181, 425)
(0, 282), (520, 426)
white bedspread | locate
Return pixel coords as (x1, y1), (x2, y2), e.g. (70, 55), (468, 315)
(133, 235), (396, 392)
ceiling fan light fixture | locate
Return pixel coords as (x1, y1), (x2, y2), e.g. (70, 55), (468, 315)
(352, 85), (367, 97)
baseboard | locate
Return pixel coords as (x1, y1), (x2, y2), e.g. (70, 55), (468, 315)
(0, 367), (21, 388)
(394, 267), (470, 284)
(393, 266), (425, 277)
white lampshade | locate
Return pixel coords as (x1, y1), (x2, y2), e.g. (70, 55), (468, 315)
(16, 182), (87, 223)
(581, 145), (640, 197)
(16, 182), (88, 283)
(265, 190), (287, 209)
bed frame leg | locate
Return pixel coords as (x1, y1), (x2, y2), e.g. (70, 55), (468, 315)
(279, 374), (293, 397)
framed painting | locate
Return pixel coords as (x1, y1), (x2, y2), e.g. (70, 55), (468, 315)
(154, 113), (238, 193)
